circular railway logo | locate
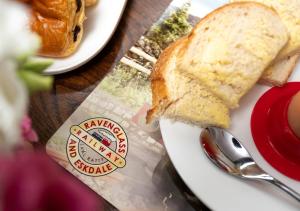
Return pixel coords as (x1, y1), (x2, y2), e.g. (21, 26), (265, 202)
(66, 117), (128, 176)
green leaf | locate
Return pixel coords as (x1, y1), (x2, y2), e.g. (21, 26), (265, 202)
(16, 52), (33, 65)
(18, 70), (53, 93)
(22, 58), (53, 73)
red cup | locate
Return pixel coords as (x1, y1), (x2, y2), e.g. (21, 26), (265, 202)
(251, 82), (300, 180)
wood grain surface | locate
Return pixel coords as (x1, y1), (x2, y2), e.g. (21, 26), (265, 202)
(29, 0), (209, 210)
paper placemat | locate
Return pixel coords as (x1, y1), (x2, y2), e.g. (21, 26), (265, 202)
(46, 1), (201, 210)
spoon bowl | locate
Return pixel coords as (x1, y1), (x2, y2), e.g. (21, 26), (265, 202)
(200, 127), (300, 202)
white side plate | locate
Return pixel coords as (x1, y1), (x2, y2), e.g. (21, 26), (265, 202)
(43, 0), (127, 75)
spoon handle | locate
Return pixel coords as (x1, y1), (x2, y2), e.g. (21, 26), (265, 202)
(268, 178), (300, 202)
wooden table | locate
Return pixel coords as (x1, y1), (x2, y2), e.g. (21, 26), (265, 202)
(29, 0), (209, 210)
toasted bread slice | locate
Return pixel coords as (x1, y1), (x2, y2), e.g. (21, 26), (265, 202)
(259, 55), (299, 87)
(230, 0), (300, 60)
(147, 38), (230, 128)
(178, 2), (289, 108)
(230, 0), (300, 86)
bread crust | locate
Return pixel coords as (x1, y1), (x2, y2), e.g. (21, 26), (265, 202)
(259, 55), (299, 87)
(146, 37), (187, 123)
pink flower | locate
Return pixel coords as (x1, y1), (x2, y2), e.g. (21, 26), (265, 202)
(0, 151), (102, 211)
(21, 115), (38, 143)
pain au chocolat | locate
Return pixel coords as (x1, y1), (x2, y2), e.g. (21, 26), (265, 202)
(21, 0), (85, 57)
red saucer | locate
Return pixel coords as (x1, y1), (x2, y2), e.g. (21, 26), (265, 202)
(251, 82), (300, 181)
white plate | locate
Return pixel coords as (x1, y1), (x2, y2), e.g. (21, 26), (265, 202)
(43, 0), (127, 75)
(161, 0), (300, 210)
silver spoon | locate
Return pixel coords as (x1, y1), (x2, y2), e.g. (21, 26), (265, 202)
(200, 127), (300, 202)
